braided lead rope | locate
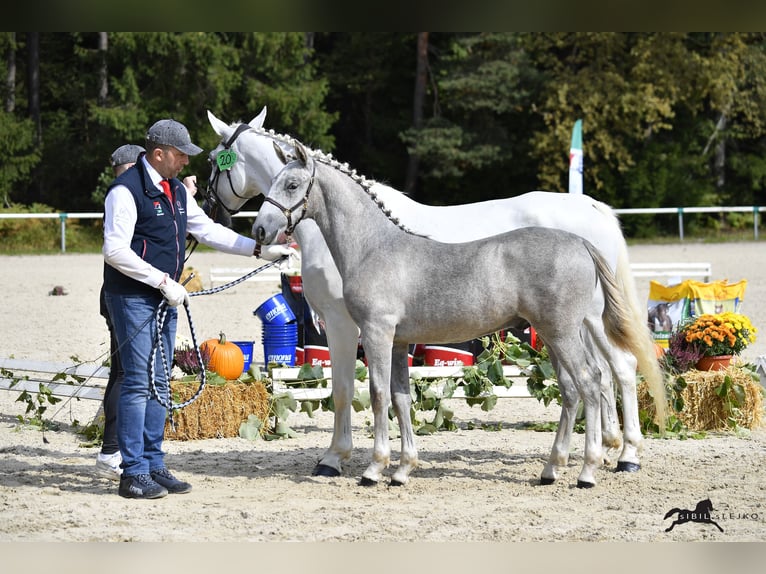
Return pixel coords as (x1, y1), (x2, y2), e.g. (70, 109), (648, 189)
(148, 256), (288, 427)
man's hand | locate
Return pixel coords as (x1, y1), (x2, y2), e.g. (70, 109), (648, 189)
(258, 243), (300, 268)
(183, 175), (198, 197)
(159, 275), (190, 307)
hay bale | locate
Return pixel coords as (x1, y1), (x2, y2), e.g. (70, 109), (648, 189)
(164, 380), (270, 440)
(638, 365), (764, 431)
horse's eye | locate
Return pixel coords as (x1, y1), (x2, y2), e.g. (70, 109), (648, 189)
(288, 182), (299, 191)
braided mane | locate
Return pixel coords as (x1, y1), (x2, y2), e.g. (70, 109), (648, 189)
(246, 124), (419, 236)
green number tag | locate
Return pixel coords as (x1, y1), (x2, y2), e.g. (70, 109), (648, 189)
(216, 150), (238, 171)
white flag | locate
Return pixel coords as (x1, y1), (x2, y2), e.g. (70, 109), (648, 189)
(569, 119), (583, 194)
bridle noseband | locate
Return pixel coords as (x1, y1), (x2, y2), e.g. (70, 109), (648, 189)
(204, 122), (252, 217)
(261, 161), (316, 235)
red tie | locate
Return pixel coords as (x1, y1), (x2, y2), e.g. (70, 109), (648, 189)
(159, 179), (172, 202)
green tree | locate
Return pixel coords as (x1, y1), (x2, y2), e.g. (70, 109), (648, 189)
(400, 32), (541, 204)
(315, 33), (419, 188)
(522, 32), (766, 215)
(0, 111), (41, 207)
(3, 32), (335, 212)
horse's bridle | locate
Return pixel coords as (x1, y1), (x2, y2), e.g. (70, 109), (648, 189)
(261, 161), (316, 235)
(204, 122), (253, 218)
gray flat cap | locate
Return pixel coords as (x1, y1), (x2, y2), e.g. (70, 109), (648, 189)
(146, 119), (203, 156)
(110, 144), (145, 167)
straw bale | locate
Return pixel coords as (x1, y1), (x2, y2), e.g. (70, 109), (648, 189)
(164, 380), (270, 440)
(638, 365), (764, 431)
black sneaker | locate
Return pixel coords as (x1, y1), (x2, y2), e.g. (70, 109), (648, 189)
(118, 473), (168, 499)
(150, 468), (192, 494)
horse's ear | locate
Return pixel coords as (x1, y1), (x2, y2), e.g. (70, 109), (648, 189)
(249, 106), (267, 129)
(273, 141), (288, 165)
(207, 110), (229, 137)
(296, 142), (308, 165)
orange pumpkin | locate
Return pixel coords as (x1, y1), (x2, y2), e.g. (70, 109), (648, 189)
(201, 332), (245, 380)
(654, 343), (666, 359)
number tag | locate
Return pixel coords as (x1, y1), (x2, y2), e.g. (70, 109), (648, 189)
(216, 150), (238, 171)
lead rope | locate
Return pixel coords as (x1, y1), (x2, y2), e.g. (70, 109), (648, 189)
(42, 256), (288, 439)
(146, 256), (288, 431)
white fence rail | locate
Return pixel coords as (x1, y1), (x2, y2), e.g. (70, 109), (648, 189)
(1, 206), (762, 252)
(612, 205), (762, 241)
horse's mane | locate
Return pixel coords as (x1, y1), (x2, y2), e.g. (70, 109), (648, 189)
(238, 122), (420, 236)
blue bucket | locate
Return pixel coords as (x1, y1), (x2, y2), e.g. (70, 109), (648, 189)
(262, 324), (299, 342)
(232, 341), (254, 374)
(254, 293), (296, 326)
(263, 342), (297, 366)
(261, 322), (298, 366)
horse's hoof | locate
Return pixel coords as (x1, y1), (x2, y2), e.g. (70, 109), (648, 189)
(312, 464), (341, 477)
(390, 479), (405, 487)
(359, 476), (378, 487)
(540, 477), (555, 486)
(616, 461), (641, 473)
(576, 480), (595, 489)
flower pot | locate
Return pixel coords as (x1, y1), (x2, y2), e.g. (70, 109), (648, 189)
(695, 355), (733, 372)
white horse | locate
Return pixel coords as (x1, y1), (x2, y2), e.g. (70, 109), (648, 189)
(204, 109), (666, 481)
(254, 142), (656, 487)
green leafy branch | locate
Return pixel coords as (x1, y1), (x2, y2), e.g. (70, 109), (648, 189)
(240, 362), (372, 441)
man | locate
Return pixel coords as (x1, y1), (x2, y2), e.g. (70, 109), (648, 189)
(102, 119), (292, 499)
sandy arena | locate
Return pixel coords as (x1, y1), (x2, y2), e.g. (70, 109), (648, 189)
(1, 242), (765, 551)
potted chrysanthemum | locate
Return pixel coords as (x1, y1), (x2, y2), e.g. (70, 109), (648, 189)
(677, 312), (757, 371)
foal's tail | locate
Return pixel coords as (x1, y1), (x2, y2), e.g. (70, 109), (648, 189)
(585, 239), (668, 430)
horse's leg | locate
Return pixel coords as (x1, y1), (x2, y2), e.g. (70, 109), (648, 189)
(297, 230), (362, 477)
(582, 319), (625, 457)
(585, 316), (643, 472)
(358, 323), (395, 486)
(572, 357), (605, 488)
(612, 239), (666, 461)
(390, 343), (417, 486)
(610, 349), (642, 472)
(598, 368), (623, 458)
(312, 306), (361, 477)
(545, 332), (604, 488)
(540, 348), (579, 485)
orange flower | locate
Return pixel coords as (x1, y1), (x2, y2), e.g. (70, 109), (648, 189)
(678, 312), (757, 357)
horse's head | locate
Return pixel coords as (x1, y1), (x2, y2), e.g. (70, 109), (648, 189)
(253, 141), (315, 246)
(203, 108), (290, 227)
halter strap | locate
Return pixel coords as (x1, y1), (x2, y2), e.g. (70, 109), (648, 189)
(225, 123), (252, 148)
(205, 123), (253, 217)
(261, 161), (316, 235)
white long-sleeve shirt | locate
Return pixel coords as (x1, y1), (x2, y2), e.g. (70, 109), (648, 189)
(103, 156), (256, 289)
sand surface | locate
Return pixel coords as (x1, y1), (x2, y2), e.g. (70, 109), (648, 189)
(1, 242), (765, 547)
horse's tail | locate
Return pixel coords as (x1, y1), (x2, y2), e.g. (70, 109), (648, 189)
(663, 508), (681, 519)
(611, 219), (668, 432)
(584, 237), (669, 430)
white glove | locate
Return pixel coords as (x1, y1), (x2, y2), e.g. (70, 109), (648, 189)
(258, 243), (299, 268)
(159, 275), (189, 307)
